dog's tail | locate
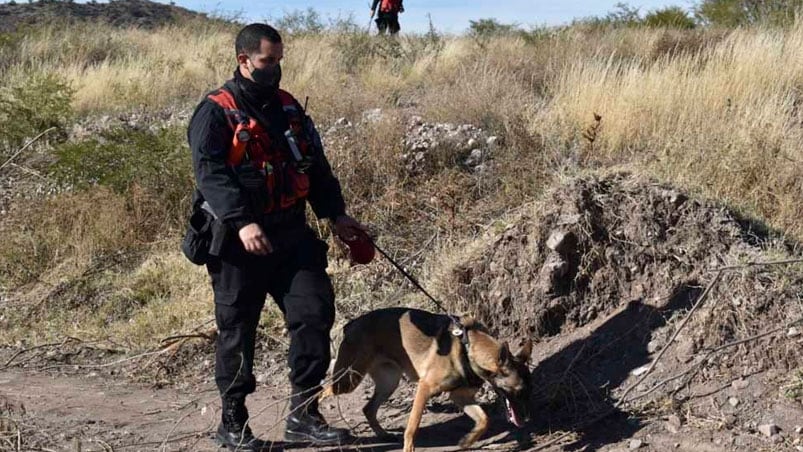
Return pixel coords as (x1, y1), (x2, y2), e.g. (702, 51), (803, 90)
(320, 332), (372, 401)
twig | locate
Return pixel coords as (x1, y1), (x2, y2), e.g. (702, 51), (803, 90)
(0, 127), (57, 172)
(710, 258), (803, 272)
(3, 337), (78, 368)
(634, 314), (803, 401)
(38, 348), (169, 371)
(617, 270), (724, 407)
(159, 332), (215, 345)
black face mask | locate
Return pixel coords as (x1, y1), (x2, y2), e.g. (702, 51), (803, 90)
(249, 60), (281, 91)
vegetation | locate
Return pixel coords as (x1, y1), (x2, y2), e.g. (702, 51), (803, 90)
(0, 2), (801, 355)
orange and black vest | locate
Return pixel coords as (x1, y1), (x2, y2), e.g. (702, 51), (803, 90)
(380, 0), (402, 13)
(207, 88), (311, 214)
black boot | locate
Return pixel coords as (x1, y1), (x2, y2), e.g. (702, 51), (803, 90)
(285, 388), (352, 446)
(216, 396), (264, 451)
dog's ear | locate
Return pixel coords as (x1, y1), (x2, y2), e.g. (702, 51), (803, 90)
(498, 341), (511, 367)
(513, 338), (533, 364)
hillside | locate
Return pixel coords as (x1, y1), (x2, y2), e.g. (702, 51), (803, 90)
(0, 0), (219, 32)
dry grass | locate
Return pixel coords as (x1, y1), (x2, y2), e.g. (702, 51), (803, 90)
(2, 19), (803, 353)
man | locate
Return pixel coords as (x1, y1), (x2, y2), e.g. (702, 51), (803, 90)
(370, 0), (404, 35)
(188, 23), (366, 450)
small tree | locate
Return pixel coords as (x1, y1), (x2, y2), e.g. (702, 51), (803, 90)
(644, 6), (696, 29)
(695, 0), (803, 27)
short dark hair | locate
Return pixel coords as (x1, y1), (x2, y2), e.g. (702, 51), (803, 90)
(235, 23), (282, 56)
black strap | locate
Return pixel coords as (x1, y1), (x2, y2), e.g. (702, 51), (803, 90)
(368, 236), (468, 344)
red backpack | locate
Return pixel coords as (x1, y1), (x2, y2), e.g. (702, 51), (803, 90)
(380, 0), (402, 13)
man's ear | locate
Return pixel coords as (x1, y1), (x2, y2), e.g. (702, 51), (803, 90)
(237, 53), (249, 66)
(514, 338), (533, 364)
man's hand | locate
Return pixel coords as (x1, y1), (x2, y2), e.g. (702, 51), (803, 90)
(333, 214), (368, 242)
(238, 223), (273, 255)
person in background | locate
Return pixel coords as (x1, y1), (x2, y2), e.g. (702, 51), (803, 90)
(371, 0), (404, 35)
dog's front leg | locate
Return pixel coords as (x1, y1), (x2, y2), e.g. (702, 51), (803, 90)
(403, 381), (431, 452)
(449, 387), (487, 449)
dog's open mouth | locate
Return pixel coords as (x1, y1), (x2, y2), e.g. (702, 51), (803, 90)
(504, 397), (525, 428)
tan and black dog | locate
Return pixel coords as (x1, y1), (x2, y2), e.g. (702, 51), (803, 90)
(320, 307), (532, 451)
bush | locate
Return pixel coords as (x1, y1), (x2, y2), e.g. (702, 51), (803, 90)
(0, 73), (73, 153)
(644, 6), (696, 29)
(696, 0), (803, 27)
(275, 7), (325, 35)
(50, 126), (193, 228)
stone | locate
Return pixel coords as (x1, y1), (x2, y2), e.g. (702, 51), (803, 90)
(788, 327), (801, 338)
(629, 439), (643, 449)
(467, 138), (478, 148)
(631, 365), (650, 376)
(728, 397), (740, 407)
(486, 135), (499, 147)
(546, 230), (575, 254)
(665, 415), (681, 433)
(731, 378), (749, 390)
(758, 423), (780, 437)
(362, 108), (383, 123)
(464, 148), (484, 166)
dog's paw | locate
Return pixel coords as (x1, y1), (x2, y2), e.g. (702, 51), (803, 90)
(458, 435), (478, 449)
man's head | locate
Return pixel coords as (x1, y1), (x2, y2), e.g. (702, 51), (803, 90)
(235, 23), (284, 91)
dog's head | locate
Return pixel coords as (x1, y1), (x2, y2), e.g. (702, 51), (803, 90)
(491, 339), (533, 427)
(467, 330), (533, 427)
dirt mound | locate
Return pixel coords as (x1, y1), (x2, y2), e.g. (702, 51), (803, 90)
(442, 172), (798, 339)
(434, 172), (803, 448)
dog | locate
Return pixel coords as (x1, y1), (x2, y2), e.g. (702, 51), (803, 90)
(320, 307), (532, 451)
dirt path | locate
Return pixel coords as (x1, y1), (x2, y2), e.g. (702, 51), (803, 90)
(0, 369), (520, 451)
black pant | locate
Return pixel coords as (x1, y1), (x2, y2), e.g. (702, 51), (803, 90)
(375, 12), (400, 34)
(207, 226), (336, 400)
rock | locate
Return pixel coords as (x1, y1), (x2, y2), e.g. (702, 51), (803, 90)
(546, 230), (575, 254)
(335, 117), (350, 126)
(771, 434), (783, 443)
(665, 415), (681, 433)
(362, 108), (383, 123)
(758, 423), (780, 437)
(795, 425), (802, 434)
(728, 397), (740, 407)
(629, 438), (643, 449)
(467, 138), (478, 148)
(464, 148), (484, 166)
(788, 327), (801, 338)
(731, 378), (749, 390)
(486, 136), (499, 147)
(647, 340), (660, 354)
(631, 365), (650, 376)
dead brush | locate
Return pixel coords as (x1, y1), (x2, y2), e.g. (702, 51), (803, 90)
(581, 112), (602, 160)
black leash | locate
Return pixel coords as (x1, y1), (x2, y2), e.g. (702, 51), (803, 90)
(367, 236), (467, 341)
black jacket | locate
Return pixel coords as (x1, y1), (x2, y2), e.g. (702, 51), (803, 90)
(187, 69), (346, 229)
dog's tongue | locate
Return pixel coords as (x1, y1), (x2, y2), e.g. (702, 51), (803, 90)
(505, 397), (523, 427)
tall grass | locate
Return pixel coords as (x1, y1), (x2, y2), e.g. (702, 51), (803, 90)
(2, 19), (802, 350)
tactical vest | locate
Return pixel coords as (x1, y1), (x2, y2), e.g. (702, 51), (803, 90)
(380, 0), (402, 13)
(207, 88), (311, 214)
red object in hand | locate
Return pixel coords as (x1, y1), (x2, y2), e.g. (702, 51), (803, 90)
(341, 230), (375, 264)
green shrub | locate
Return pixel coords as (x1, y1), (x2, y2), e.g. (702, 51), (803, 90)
(696, 0), (803, 27)
(0, 73), (74, 153)
(275, 7), (325, 35)
(50, 126), (193, 227)
(644, 6), (697, 29)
